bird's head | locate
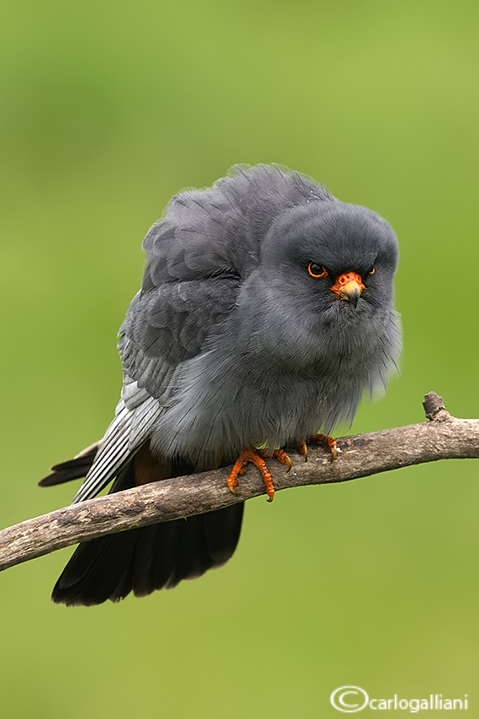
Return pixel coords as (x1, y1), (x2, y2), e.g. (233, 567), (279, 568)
(253, 200), (400, 367)
(261, 200), (398, 315)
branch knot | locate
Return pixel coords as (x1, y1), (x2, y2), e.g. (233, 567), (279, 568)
(423, 391), (452, 422)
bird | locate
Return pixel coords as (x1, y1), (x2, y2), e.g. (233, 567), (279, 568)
(40, 164), (401, 606)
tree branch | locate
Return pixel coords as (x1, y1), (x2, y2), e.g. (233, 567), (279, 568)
(1, 392), (478, 573)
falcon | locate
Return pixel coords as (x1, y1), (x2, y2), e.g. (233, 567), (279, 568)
(40, 164), (401, 605)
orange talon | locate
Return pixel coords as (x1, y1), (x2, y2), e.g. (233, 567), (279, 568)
(307, 433), (338, 461)
(228, 456), (247, 495)
(227, 449), (279, 502)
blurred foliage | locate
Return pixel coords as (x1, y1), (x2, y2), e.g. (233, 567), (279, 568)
(1, 1), (478, 716)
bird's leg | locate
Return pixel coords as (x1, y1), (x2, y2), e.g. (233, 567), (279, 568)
(228, 448), (292, 502)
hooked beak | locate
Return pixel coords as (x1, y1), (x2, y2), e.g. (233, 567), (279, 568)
(330, 271), (365, 307)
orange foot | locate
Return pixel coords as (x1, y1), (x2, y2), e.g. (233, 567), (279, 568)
(228, 448), (291, 502)
(297, 434), (338, 462)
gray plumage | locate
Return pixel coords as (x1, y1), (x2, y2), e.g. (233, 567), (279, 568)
(75, 163), (401, 503)
(42, 164), (401, 605)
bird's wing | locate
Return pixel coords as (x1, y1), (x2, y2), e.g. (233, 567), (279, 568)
(73, 201), (247, 501)
(74, 271), (240, 503)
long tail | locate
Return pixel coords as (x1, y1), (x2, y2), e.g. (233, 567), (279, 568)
(40, 447), (244, 606)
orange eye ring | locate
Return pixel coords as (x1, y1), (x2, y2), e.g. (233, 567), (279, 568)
(369, 267), (375, 275)
(308, 262), (328, 279)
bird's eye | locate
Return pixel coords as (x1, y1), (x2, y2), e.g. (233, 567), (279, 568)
(369, 267), (375, 275)
(308, 262), (328, 278)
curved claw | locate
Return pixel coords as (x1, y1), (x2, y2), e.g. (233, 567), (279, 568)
(273, 448), (291, 472)
(327, 440), (337, 461)
(297, 440), (308, 462)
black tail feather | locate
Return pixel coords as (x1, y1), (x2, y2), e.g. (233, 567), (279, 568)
(39, 444), (99, 487)
(52, 507), (244, 605)
(50, 455), (244, 606)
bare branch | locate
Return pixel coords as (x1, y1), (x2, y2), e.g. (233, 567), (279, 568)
(1, 392), (478, 573)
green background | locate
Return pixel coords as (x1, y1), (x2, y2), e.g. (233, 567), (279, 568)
(1, 1), (477, 716)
